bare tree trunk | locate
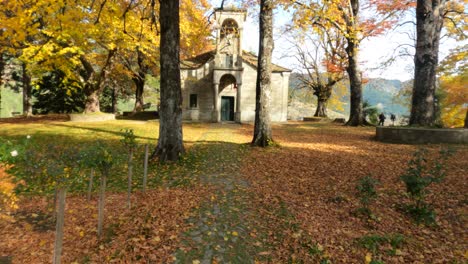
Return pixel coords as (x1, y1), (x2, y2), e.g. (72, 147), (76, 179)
(314, 99), (328, 117)
(22, 64), (33, 117)
(127, 149), (133, 209)
(97, 171), (107, 239)
(153, 0), (185, 162)
(252, 0), (274, 147)
(53, 188), (66, 264)
(409, 0), (444, 126)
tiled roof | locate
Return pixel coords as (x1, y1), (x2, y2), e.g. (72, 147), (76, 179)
(180, 51), (216, 69)
(180, 50), (291, 73)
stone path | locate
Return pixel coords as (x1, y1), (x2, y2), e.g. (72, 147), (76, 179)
(174, 125), (264, 264)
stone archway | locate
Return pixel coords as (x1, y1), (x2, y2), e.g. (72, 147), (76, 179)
(219, 74), (237, 91)
(212, 73), (242, 123)
(220, 19), (239, 41)
(219, 74), (237, 121)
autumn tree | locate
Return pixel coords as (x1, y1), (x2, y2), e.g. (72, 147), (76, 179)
(410, 0), (466, 126)
(180, 0), (213, 59)
(152, 0), (185, 161)
(0, 1), (119, 113)
(2, 0), (212, 116)
(0, 2), (39, 117)
(290, 28), (346, 117)
(1, 1), (156, 113)
(252, 0), (275, 147)
(438, 44), (467, 128)
(291, 0), (413, 126)
(409, 0), (445, 125)
(119, 49), (155, 113)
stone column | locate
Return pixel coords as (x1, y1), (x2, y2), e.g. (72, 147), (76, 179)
(235, 83), (242, 123)
(212, 83), (220, 122)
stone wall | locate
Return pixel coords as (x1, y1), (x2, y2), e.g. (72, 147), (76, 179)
(181, 63), (214, 121)
(181, 60), (289, 123)
(239, 64), (257, 122)
(376, 127), (468, 144)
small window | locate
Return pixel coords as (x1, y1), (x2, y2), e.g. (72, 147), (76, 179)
(190, 94), (198, 108)
(225, 55), (233, 67)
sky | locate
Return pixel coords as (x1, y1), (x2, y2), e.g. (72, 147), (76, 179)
(214, 1), (463, 82)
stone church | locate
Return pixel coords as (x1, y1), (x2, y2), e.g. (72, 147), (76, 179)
(180, 8), (291, 123)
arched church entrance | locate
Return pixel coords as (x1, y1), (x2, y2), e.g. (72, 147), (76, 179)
(219, 74), (237, 121)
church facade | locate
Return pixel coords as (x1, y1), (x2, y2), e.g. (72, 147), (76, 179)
(180, 8), (291, 123)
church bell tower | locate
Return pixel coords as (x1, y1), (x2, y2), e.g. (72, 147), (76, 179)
(214, 8), (246, 69)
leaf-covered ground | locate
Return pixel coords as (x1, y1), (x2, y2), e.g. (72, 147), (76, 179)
(0, 119), (467, 263)
(241, 123), (467, 263)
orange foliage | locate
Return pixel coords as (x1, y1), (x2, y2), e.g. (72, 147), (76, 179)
(0, 165), (18, 216)
(0, 187), (211, 263)
(241, 123), (468, 262)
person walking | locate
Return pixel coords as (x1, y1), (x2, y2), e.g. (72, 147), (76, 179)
(390, 113), (396, 126)
(378, 113), (386, 126)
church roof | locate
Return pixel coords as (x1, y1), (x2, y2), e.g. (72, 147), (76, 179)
(180, 50), (292, 73)
(180, 50), (216, 69)
(214, 7), (247, 13)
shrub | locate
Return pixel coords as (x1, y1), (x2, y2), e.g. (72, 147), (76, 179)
(357, 233), (405, 263)
(400, 147), (455, 225)
(355, 175), (380, 219)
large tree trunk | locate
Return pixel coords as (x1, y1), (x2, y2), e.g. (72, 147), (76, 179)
(409, 0), (445, 126)
(132, 49), (147, 113)
(22, 64), (33, 117)
(80, 50), (115, 113)
(314, 99), (328, 117)
(111, 86), (118, 113)
(132, 76), (145, 113)
(345, 46), (365, 126)
(344, 0), (365, 126)
(252, 0), (274, 147)
(153, 0), (184, 162)
(84, 88), (100, 113)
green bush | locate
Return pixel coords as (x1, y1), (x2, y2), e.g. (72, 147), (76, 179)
(400, 147), (455, 225)
(355, 175), (379, 219)
(357, 233), (405, 262)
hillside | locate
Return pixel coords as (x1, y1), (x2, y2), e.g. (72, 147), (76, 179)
(288, 73), (410, 120)
(362, 78), (409, 116)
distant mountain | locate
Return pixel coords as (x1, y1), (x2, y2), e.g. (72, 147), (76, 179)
(288, 73), (410, 117)
(363, 78), (409, 116)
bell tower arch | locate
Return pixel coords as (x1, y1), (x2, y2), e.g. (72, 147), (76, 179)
(212, 7), (246, 123)
(214, 8), (246, 69)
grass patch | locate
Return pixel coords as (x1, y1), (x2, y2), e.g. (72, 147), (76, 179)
(0, 121), (247, 196)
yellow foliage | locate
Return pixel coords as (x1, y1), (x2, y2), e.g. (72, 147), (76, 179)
(439, 45), (467, 127)
(0, 0), (212, 90)
(0, 165), (18, 214)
